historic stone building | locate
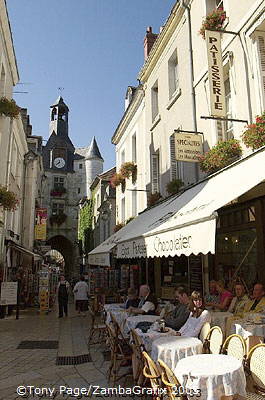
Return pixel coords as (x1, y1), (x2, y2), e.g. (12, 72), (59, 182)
(42, 97), (103, 277)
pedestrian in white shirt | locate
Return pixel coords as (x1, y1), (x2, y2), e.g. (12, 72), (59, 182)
(73, 276), (89, 316)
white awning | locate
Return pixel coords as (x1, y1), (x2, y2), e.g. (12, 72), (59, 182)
(116, 146), (265, 259)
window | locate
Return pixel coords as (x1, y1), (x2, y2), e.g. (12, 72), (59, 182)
(54, 176), (65, 189)
(121, 197), (125, 223)
(52, 202), (64, 215)
(151, 81), (159, 121)
(206, 0), (225, 13)
(11, 139), (17, 177)
(216, 65), (233, 141)
(79, 163), (83, 169)
(0, 66), (5, 97)
(255, 33), (265, 110)
(16, 155), (22, 188)
(168, 51), (179, 98)
(121, 149), (125, 165)
(78, 188), (81, 194)
(132, 134), (137, 163)
(132, 190), (137, 217)
(216, 0), (224, 10)
(151, 151), (160, 194)
(170, 134), (184, 181)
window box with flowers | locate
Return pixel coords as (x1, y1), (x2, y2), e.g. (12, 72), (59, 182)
(120, 162), (137, 184)
(166, 179), (184, 196)
(241, 113), (265, 150)
(198, 139), (242, 174)
(50, 187), (67, 197)
(49, 213), (67, 226)
(114, 222), (124, 233)
(199, 9), (227, 39)
(0, 186), (19, 210)
(147, 192), (162, 207)
(0, 97), (20, 119)
(110, 173), (126, 193)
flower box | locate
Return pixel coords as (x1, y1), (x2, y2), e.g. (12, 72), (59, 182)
(0, 97), (20, 118)
(147, 192), (162, 207)
(120, 162), (137, 184)
(0, 186), (19, 210)
(50, 187), (66, 196)
(166, 179), (184, 195)
(241, 113), (265, 150)
(114, 223), (124, 233)
(199, 9), (226, 39)
(198, 139), (242, 174)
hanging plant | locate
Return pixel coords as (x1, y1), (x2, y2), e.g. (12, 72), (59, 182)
(147, 192), (162, 207)
(114, 222), (124, 232)
(120, 162), (137, 184)
(241, 112), (265, 150)
(110, 173), (125, 188)
(0, 186), (19, 210)
(166, 179), (184, 195)
(50, 187), (66, 196)
(0, 97), (20, 118)
(199, 9), (226, 39)
(197, 139), (242, 174)
(49, 213), (67, 226)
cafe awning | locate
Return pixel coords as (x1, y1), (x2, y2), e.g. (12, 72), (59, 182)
(88, 146), (265, 264)
(116, 146), (265, 259)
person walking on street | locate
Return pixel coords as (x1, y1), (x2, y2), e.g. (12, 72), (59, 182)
(57, 275), (70, 318)
(73, 276), (89, 316)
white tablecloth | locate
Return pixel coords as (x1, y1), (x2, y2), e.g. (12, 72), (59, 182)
(231, 319), (265, 339)
(210, 311), (233, 332)
(123, 315), (160, 336)
(151, 336), (203, 371)
(135, 326), (176, 352)
(174, 354), (246, 400)
(103, 303), (124, 312)
(105, 308), (128, 326)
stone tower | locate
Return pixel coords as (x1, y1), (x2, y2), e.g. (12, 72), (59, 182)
(85, 136), (104, 198)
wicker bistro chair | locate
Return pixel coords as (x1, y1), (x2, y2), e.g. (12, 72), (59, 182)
(158, 359), (188, 400)
(88, 305), (106, 345)
(142, 351), (163, 400)
(106, 323), (132, 384)
(109, 311), (129, 343)
(245, 343), (265, 399)
(203, 326), (224, 354)
(221, 334), (247, 362)
(199, 322), (211, 343)
(131, 329), (146, 385)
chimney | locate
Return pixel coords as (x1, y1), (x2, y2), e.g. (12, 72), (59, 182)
(144, 26), (158, 61)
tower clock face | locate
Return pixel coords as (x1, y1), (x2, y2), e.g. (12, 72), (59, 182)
(54, 157), (65, 168)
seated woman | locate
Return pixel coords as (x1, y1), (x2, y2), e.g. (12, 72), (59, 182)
(174, 291), (211, 337)
(206, 280), (233, 311)
(125, 287), (140, 309)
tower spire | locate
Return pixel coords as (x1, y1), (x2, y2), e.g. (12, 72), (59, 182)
(87, 136), (104, 161)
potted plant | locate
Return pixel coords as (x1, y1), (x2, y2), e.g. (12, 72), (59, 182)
(120, 162), (137, 184)
(50, 187), (67, 196)
(198, 139), (242, 174)
(199, 8), (226, 39)
(110, 173), (125, 187)
(166, 179), (184, 195)
(0, 97), (20, 118)
(241, 113), (265, 150)
(147, 192), (162, 207)
(114, 222), (124, 232)
(0, 186), (19, 210)
(49, 213), (67, 226)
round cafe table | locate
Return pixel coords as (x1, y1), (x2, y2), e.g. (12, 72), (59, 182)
(105, 308), (128, 326)
(174, 354), (246, 400)
(231, 319), (265, 339)
(123, 315), (160, 336)
(103, 303), (124, 312)
(151, 336), (203, 371)
(134, 326), (176, 352)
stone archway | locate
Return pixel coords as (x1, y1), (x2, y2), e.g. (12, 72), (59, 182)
(47, 235), (75, 279)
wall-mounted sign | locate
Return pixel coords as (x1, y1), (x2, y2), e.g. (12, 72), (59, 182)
(175, 133), (203, 162)
(205, 30), (226, 117)
(0, 282), (18, 305)
(35, 208), (47, 240)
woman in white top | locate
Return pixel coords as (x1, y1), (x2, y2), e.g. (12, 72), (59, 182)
(175, 291), (211, 337)
(73, 276), (89, 316)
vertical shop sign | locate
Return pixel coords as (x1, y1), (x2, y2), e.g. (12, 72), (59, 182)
(205, 30), (226, 117)
(35, 208), (47, 240)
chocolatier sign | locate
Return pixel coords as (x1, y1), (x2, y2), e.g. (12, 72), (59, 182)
(205, 30), (226, 117)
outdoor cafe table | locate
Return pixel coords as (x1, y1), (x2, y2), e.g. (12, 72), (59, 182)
(174, 354), (246, 400)
(151, 336), (203, 371)
(105, 308), (128, 326)
(134, 326), (176, 352)
(123, 315), (160, 336)
(103, 303), (124, 312)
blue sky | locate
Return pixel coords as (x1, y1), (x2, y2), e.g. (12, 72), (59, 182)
(7, 0), (176, 170)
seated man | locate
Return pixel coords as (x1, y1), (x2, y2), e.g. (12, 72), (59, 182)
(243, 283), (265, 313)
(204, 280), (219, 305)
(165, 286), (190, 331)
(128, 284), (157, 315)
(228, 283), (249, 316)
(125, 287), (139, 309)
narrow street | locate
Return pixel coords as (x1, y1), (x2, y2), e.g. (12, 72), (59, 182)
(0, 302), (133, 400)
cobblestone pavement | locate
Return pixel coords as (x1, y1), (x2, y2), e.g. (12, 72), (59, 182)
(0, 303), (135, 400)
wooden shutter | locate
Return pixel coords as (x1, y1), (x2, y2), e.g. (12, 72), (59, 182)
(151, 153), (159, 194)
(257, 34), (265, 106)
(170, 134), (177, 180)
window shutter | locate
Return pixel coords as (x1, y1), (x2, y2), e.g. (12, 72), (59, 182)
(151, 153), (159, 194)
(257, 34), (265, 106)
(170, 134), (177, 180)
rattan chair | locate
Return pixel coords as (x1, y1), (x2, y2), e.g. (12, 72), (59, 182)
(221, 334), (247, 362)
(131, 329), (146, 385)
(199, 322), (211, 342)
(245, 344), (265, 399)
(203, 325), (223, 354)
(106, 323), (132, 384)
(88, 305), (106, 345)
(142, 351), (162, 400)
(158, 359), (187, 400)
